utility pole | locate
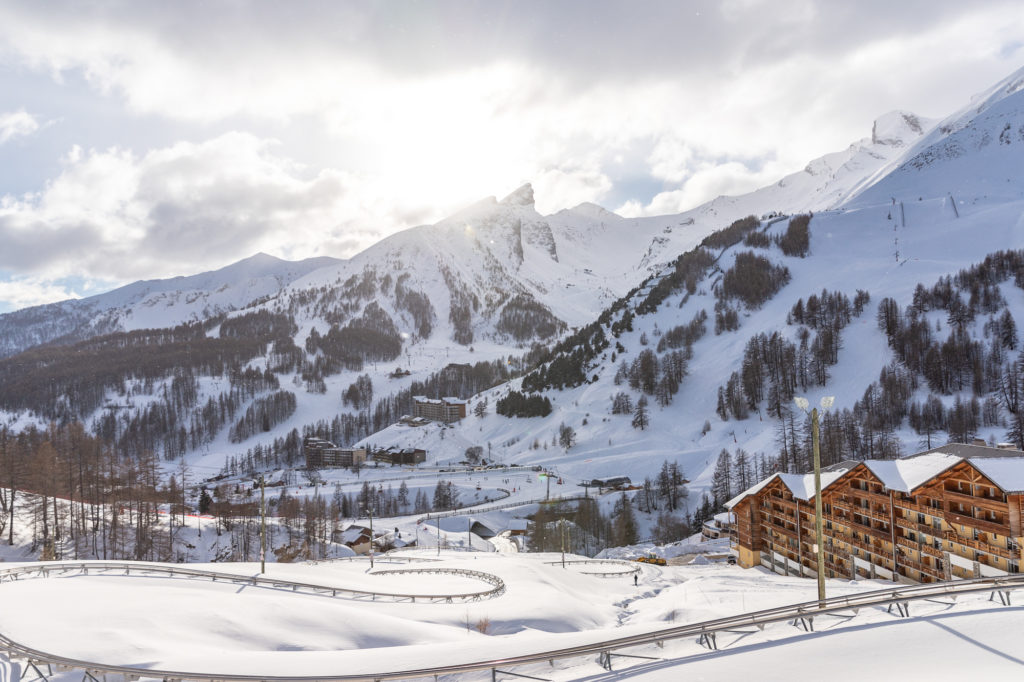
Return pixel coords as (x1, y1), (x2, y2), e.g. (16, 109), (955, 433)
(366, 506), (374, 569)
(795, 396), (833, 608)
(560, 519), (566, 568)
(259, 475), (266, 574)
(811, 406), (825, 607)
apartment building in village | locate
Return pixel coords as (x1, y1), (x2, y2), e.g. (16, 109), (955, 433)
(726, 443), (1024, 583)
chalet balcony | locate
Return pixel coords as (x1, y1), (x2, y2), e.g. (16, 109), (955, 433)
(895, 535), (922, 552)
(768, 495), (798, 510)
(897, 554), (943, 578)
(848, 487), (891, 506)
(825, 559), (848, 576)
(920, 543), (944, 560)
(895, 516), (940, 538)
(943, 530), (1016, 560)
(847, 535), (888, 557)
(851, 506), (890, 524)
(944, 489), (1008, 511)
(945, 511), (1008, 537)
(893, 497), (929, 514)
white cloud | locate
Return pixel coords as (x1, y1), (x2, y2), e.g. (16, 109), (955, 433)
(0, 1), (1023, 309)
(0, 110), (39, 144)
(0, 276), (80, 310)
(634, 161), (787, 217)
(0, 132), (467, 283)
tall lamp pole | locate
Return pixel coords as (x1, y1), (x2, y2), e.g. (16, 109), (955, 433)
(259, 475), (266, 574)
(366, 506), (375, 569)
(795, 396), (834, 607)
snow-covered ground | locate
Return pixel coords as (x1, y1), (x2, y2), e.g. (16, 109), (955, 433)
(0, 554), (1020, 680)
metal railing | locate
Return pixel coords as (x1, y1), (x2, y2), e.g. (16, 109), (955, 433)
(542, 559), (641, 577)
(2, 566), (1023, 681)
(0, 560), (504, 604)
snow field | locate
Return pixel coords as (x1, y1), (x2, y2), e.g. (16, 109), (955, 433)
(1, 555), (1022, 680)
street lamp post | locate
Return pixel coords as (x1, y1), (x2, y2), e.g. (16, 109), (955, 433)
(794, 396), (834, 607)
(561, 518), (569, 565)
(365, 506), (374, 569)
(259, 475), (266, 574)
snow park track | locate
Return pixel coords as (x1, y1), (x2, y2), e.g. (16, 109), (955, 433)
(0, 560), (506, 604)
(2, 569), (1024, 682)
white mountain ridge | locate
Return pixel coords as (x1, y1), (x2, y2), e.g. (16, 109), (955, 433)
(349, 64), (1024, 500)
(0, 252), (341, 358)
(8, 64), (1024, 503)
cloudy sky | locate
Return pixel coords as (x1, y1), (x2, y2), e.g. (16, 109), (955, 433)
(1, 1), (1022, 312)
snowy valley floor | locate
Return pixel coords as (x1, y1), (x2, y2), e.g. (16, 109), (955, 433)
(0, 553), (1022, 681)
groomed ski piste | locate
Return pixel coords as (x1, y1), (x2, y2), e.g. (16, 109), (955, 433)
(2, 552), (1024, 681)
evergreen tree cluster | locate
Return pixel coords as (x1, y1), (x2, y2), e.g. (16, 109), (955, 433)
(776, 214), (811, 257)
(700, 215), (762, 250)
(714, 301), (740, 334)
(393, 274), (435, 339)
(655, 309), (708, 351)
(718, 251), (792, 309)
(228, 390), (297, 443)
(342, 374), (374, 410)
(440, 265), (478, 345)
(521, 324), (608, 392)
(219, 310), (297, 342)
(304, 302), (403, 377)
(0, 322), (271, 421)
(495, 390), (553, 418)
(495, 294), (565, 341)
(614, 348), (689, 407)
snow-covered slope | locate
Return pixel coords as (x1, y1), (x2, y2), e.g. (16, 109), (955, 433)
(354, 68), (1024, 502)
(0, 253), (340, 357)
(848, 65), (1024, 207)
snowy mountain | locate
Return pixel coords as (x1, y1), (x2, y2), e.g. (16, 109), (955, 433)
(5, 65), (1024, 519)
(352, 65), (1024, 504)
(0, 252), (340, 357)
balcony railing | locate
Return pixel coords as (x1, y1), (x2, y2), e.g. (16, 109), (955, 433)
(896, 554), (943, 578)
(945, 511), (1008, 537)
(943, 531), (1016, 560)
(944, 489), (1007, 510)
(895, 516), (941, 538)
(847, 487), (891, 506)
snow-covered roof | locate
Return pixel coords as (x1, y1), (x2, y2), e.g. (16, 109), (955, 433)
(968, 457), (1024, 494)
(724, 474), (779, 509)
(727, 449), (1024, 507)
(863, 452), (961, 492)
(777, 467), (853, 501)
(725, 466), (852, 509)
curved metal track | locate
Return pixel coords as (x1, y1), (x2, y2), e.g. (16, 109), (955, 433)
(2, 566), (1023, 681)
(0, 560), (505, 604)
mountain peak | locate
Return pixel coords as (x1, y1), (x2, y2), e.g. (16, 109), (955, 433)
(871, 110), (927, 147)
(500, 183), (535, 207)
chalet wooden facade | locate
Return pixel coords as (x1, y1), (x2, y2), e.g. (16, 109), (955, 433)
(727, 444), (1024, 583)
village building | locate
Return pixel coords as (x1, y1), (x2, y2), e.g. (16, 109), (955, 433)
(303, 436), (367, 469)
(726, 443), (1024, 583)
(334, 524), (374, 554)
(702, 511), (734, 540)
(372, 447), (427, 466)
(412, 396), (467, 423)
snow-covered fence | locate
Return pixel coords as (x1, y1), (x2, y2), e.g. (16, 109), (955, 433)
(3, 569), (1024, 680)
(542, 559), (641, 577)
(0, 560), (503, 605)
(417, 494), (588, 523)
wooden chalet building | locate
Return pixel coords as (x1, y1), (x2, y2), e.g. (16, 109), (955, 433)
(727, 444), (1024, 583)
(412, 396), (467, 423)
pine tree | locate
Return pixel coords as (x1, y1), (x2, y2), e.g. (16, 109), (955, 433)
(710, 449), (733, 507)
(631, 395), (650, 430)
(612, 493), (638, 546)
